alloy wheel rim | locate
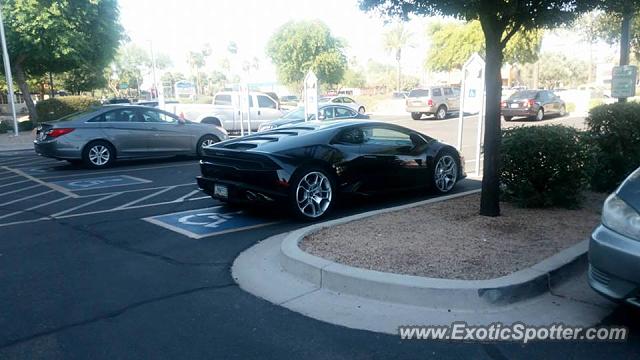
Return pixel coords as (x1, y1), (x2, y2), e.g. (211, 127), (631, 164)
(201, 138), (216, 148)
(88, 145), (110, 166)
(438, 108), (446, 119)
(434, 155), (457, 192)
(296, 172), (332, 218)
(537, 110), (543, 120)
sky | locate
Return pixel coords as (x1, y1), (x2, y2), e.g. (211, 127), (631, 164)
(118, 0), (616, 84)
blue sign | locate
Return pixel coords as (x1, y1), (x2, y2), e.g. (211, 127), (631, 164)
(51, 175), (151, 191)
(144, 207), (279, 239)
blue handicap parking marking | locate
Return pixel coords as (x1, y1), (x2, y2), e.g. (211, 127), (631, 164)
(144, 207), (279, 239)
(51, 175), (151, 191)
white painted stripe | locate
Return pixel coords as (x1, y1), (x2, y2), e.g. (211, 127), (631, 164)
(0, 183), (41, 197)
(0, 179), (30, 189)
(2, 166), (80, 198)
(114, 186), (176, 209)
(143, 214), (280, 239)
(0, 174), (21, 180)
(88, 182), (196, 197)
(50, 192), (121, 217)
(189, 195), (211, 201)
(38, 162), (197, 180)
(3, 158), (60, 167)
(0, 190), (54, 207)
(173, 189), (200, 202)
(0, 196), (70, 220)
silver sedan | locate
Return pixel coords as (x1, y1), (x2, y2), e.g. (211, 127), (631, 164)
(34, 105), (227, 168)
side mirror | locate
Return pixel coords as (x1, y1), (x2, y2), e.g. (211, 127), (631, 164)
(178, 118), (186, 125)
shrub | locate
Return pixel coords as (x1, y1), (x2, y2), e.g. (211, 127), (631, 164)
(565, 102), (576, 113)
(35, 96), (101, 123)
(18, 120), (33, 132)
(500, 125), (587, 208)
(585, 102), (640, 192)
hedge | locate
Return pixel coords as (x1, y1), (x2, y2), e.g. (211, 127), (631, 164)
(500, 125), (588, 208)
(35, 96), (101, 123)
(585, 102), (640, 192)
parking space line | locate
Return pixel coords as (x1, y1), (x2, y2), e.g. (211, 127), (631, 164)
(0, 196), (70, 220)
(89, 182), (196, 197)
(2, 166), (80, 198)
(2, 158), (60, 167)
(0, 184), (41, 197)
(174, 190), (200, 202)
(0, 174), (21, 180)
(37, 162), (198, 180)
(0, 190), (54, 207)
(0, 179), (30, 189)
(50, 192), (122, 217)
(114, 186), (177, 210)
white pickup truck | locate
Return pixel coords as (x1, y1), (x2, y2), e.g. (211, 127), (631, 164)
(164, 91), (284, 135)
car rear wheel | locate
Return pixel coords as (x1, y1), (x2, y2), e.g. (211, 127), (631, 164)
(532, 108), (544, 121)
(289, 167), (335, 220)
(358, 106), (366, 114)
(435, 106), (447, 120)
(197, 135), (220, 157)
(503, 116), (513, 122)
(431, 150), (458, 194)
(411, 112), (422, 120)
(83, 141), (115, 168)
(559, 105), (567, 117)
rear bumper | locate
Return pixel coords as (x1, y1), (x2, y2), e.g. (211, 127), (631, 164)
(197, 176), (288, 204)
(33, 139), (82, 160)
(588, 224), (640, 305)
(406, 105), (436, 114)
(500, 108), (537, 117)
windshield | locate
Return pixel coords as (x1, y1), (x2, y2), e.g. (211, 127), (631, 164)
(509, 90), (538, 100)
(282, 107), (305, 120)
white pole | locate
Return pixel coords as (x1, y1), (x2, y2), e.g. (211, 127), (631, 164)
(456, 68), (467, 151)
(246, 90), (251, 135)
(0, 6), (18, 136)
(475, 78), (486, 177)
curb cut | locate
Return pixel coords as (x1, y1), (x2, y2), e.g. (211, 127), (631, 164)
(279, 189), (588, 311)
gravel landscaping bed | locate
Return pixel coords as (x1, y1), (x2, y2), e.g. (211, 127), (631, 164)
(300, 192), (606, 280)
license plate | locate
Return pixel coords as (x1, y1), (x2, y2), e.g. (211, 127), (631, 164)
(214, 184), (228, 199)
(509, 103), (519, 108)
(412, 101), (422, 105)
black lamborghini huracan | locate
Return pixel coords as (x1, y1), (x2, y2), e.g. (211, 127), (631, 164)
(196, 120), (465, 220)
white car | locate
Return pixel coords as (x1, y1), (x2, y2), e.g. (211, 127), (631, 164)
(318, 96), (366, 114)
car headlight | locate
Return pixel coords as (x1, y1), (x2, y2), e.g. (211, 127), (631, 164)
(602, 194), (640, 240)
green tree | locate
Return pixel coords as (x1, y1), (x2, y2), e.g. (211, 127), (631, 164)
(2, 0), (122, 123)
(382, 23), (414, 92)
(591, 2), (640, 62)
(537, 52), (588, 89)
(366, 60), (397, 92)
(360, 0), (598, 217)
(62, 65), (108, 95)
(425, 21), (542, 72)
(342, 67), (366, 88)
(187, 44), (211, 95)
(267, 20), (347, 90)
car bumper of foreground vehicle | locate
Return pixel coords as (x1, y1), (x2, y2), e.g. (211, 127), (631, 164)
(588, 224), (640, 306)
(34, 139), (82, 160)
(197, 176), (288, 204)
(500, 108), (537, 118)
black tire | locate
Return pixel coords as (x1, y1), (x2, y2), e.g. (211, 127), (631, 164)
(82, 140), (115, 168)
(411, 112), (422, 120)
(430, 149), (459, 194)
(503, 116), (513, 122)
(531, 108), (544, 121)
(435, 105), (447, 120)
(287, 166), (336, 221)
(559, 105), (567, 117)
(358, 106), (366, 114)
(197, 135), (220, 157)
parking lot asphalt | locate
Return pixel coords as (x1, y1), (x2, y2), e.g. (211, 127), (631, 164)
(0, 150), (639, 359)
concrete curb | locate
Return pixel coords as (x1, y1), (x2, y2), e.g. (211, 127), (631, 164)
(279, 189), (588, 310)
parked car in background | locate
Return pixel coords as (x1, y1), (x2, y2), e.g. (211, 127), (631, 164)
(392, 91), (409, 99)
(279, 95), (299, 111)
(500, 90), (566, 121)
(197, 121), (465, 220)
(164, 91), (284, 135)
(34, 105), (227, 168)
(589, 167), (640, 307)
(319, 95), (366, 114)
(406, 86), (460, 120)
(257, 104), (369, 132)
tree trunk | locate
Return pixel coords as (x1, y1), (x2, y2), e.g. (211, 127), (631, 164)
(479, 23), (504, 217)
(396, 59), (401, 92)
(13, 62), (38, 124)
(619, 6), (633, 103)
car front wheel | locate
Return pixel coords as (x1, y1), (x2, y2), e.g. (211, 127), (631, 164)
(411, 112), (422, 120)
(197, 135), (220, 157)
(431, 150), (458, 194)
(358, 106), (366, 114)
(289, 167), (335, 220)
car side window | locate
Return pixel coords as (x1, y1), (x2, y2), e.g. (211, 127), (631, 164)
(322, 107), (334, 120)
(257, 95), (276, 109)
(362, 127), (413, 147)
(334, 127), (364, 144)
(102, 109), (138, 122)
(214, 94), (232, 105)
(334, 107), (356, 118)
(332, 97), (342, 103)
(140, 109), (177, 123)
(342, 97), (354, 103)
(443, 88), (453, 96)
(432, 88), (442, 97)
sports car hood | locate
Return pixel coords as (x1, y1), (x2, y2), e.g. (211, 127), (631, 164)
(617, 166), (640, 213)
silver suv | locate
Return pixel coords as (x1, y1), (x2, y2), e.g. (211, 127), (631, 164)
(406, 86), (460, 120)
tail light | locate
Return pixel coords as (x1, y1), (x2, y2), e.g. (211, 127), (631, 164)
(527, 99), (535, 108)
(500, 101), (506, 108)
(427, 99), (434, 107)
(46, 128), (74, 138)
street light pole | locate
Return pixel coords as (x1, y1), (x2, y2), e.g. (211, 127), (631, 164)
(0, 5), (18, 136)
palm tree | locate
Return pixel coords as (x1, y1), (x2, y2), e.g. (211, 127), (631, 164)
(383, 24), (414, 92)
